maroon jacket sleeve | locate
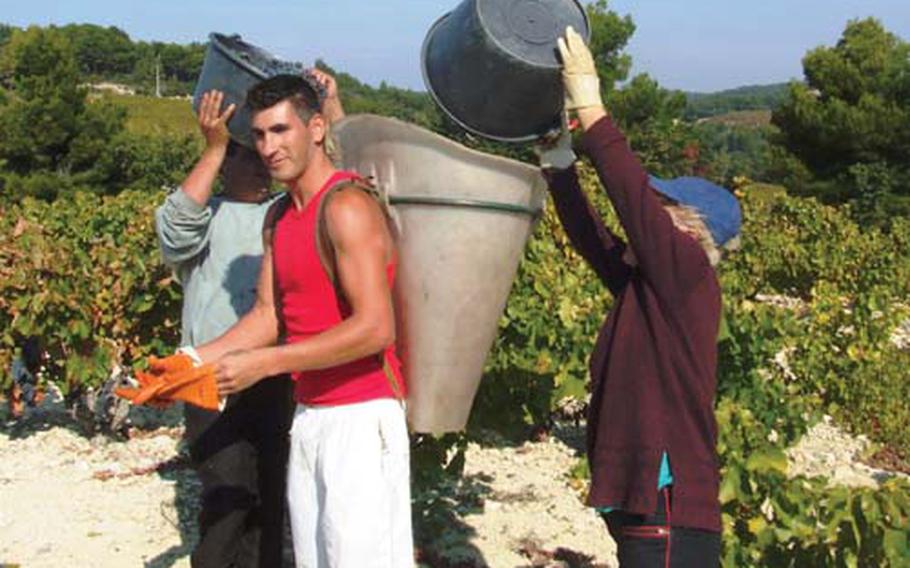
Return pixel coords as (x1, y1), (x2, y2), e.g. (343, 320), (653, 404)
(544, 166), (632, 296)
(580, 116), (710, 302)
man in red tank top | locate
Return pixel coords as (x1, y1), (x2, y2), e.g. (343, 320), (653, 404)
(192, 75), (413, 567)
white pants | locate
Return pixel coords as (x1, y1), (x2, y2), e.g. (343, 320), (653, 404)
(287, 398), (414, 568)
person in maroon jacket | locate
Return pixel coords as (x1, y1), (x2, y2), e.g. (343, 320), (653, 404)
(538, 27), (742, 567)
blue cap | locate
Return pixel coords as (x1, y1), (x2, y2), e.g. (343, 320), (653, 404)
(648, 175), (742, 246)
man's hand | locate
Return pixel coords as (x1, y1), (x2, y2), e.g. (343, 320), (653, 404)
(306, 68), (345, 124)
(197, 90), (236, 150)
(557, 26), (602, 111)
(214, 350), (270, 396)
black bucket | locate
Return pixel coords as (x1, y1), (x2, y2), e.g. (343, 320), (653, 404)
(193, 33), (305, 147)
(421, 0), (589, 143)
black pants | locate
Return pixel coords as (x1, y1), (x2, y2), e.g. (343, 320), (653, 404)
(184, 375), (295, 568)
(603, 488), (721, 568)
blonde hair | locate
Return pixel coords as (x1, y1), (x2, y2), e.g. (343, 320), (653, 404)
(665, 203), (721, 266)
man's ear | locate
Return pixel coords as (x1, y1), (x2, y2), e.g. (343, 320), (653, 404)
(309, 113), (327, 145)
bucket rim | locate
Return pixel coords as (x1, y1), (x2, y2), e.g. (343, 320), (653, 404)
(420, 13), (553, 143)
(335, 113), (548, 178)
(475, 0), (591, 70)
(207, 32), (272, 81)
(333, 113), (548, 211)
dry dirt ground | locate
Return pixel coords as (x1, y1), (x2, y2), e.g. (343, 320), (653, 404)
(1, 395), (904, 568)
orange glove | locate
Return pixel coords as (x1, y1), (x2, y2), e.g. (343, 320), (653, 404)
(114, 369), (172, 408)
(148, 352), (196, 375)
(156, 364), (221, 411)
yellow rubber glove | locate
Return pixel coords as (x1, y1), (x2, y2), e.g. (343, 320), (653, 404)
(557, 26), (602, 111)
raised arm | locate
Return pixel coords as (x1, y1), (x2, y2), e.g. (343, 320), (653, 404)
(579, 115), (709, 300)
(544, 166), (632, 295)
(307, 68), (345, 124)
(559, 28), (710, 301)
(155, 91), (236, 267)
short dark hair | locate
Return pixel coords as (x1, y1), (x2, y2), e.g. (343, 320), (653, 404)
(246, 74), (320, 123)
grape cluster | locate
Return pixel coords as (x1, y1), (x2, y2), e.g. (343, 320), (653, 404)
(218, 33), (326, 100)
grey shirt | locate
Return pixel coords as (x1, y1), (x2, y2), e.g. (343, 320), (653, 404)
(155, 188), (283, 346)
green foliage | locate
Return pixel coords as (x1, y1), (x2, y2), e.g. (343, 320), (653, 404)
(772, 18), (910, 213)
(481, 164), (614, 437)
(721, 187), (910, 455)
(92, 130), (200, 194)
(717, 398), (910, 567)
(0, 190), (181, 394)
(585, 0), (635, 90)
(605, 76), (701, 179)
(686, 83), (789, 119)
(105, 93), (203, 137)
(57, 23), (137, 76)
(0, 29), (201, 202)
(694, 122), (774, 185)
(129, 40), (206, 96)
(608, 73), (686, 127)
(0, 26), (129, 201)
(0, 26), (90, 173)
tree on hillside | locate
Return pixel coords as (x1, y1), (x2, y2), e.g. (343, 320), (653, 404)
(772, 18), (910, 222)
(0, 26), (87, 173)
(58, 23), (137, 77)
(585, 0), (635, 92)
(584, 3), (705, 179)
(0, 24), (14, 49)
(607, 73), (686, 127)
(131, 40), (205, 95)
(685, 83), (789, 119)
(0, 26), (126, 200)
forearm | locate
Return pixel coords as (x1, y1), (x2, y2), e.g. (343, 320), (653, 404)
(180, 146), (226, 206)
(323, 95), (345, 124)
(580, 114), (708, 296)
(259, 313), (393, 377)
(578, 106), (608, 132)
(196, 303), (279, 362)
(546, 167), (627, 288)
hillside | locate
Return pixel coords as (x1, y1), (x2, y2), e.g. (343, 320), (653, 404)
(697, 109), (773, 128)
(685, 82), (790, 119)
(98, 92), (197, 137)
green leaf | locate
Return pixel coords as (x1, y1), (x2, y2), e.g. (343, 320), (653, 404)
(745, 448), (788, 475)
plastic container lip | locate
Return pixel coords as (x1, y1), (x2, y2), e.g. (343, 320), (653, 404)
(421, 13), (549, 144)
(208, 32), (272, 80)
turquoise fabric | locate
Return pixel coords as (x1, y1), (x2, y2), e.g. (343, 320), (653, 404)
(657, 452), (673, 489)
(596, 452), (672, 514)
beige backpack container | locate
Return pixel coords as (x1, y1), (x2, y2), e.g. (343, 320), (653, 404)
(333, 114), (547, 434)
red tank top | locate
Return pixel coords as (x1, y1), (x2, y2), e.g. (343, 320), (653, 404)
(272, 171), (405, 405)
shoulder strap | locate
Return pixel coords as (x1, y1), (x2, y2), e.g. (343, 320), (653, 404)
(264, 193), (293, 246)
(315, 176), (391, 293)
(315, 176), (403, 400)
(264, 193), (292, 342)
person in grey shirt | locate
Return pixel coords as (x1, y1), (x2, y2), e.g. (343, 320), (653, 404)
(155, 72), (344, 567)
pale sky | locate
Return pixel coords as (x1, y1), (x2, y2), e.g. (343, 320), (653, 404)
(2, 0), (908, 92)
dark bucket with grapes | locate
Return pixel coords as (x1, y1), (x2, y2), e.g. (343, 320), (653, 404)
(193, 33), (315, 147)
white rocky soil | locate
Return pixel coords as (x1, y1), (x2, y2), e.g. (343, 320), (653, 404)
(0, 394), (905, 567)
